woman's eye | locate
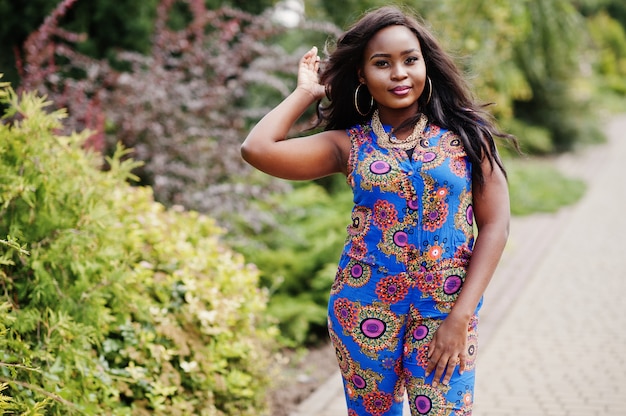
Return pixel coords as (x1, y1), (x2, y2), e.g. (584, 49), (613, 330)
(374, 60), (389, 67)
(406, 56), (419, 64)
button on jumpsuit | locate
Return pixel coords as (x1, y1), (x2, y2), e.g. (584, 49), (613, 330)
(328, 119), (479, 416)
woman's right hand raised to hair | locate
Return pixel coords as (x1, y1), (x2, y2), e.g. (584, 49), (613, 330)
(297, 47), (326, 101)
(241, 45), (347, 181)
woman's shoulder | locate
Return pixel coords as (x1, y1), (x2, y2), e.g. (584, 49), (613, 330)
(317, 128), (352, 165)
(323, 128), (352, 144)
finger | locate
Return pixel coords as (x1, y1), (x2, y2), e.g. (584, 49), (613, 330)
(301, 47), (317, 64)
(424, 347), (438, 377)
(431, 359), (448, 387)
(458, 354), (466, 375)
(441, 357), (459, 386)
(425, 357), (437, 378)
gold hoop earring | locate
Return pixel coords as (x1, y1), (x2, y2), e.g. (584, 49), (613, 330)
(354, 83), (374, 116)
(423, 76), (432, 106)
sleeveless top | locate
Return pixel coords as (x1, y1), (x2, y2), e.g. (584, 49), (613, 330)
(337, 118), (478, 317)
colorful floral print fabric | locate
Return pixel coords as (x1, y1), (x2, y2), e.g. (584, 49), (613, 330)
(328, 119), (480, 415)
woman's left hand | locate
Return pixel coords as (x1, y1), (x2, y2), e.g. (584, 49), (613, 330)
(425, 314), (469, 387)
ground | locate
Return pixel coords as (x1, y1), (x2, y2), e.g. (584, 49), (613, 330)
(267, 342), (337, 416)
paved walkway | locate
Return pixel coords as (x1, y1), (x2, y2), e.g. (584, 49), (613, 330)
(291, 115), (626, 416)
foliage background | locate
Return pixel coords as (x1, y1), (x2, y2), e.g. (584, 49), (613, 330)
(0, 82), (275, 414)
(1, 0), (626, 411)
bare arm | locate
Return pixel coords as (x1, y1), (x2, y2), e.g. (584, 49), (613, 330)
(426, 156), (510, 386)
(450, 160), (510, 322)
(241, 47), (348, 180)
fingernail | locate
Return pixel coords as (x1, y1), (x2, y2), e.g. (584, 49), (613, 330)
(432, 381), (438, 387)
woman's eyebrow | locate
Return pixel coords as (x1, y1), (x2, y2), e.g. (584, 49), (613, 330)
(369, 48), (420, 61)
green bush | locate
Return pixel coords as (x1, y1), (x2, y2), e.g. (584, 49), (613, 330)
(587, 11), (626, 99)
(0, 81), (276, 415)
(233, 181), (351, 346)
(507, 158), (586, 216)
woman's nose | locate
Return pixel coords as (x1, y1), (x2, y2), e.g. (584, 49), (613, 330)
(391, 64), (408, 80)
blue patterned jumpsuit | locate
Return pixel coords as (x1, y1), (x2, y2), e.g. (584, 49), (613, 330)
(328, 118), (479, 416)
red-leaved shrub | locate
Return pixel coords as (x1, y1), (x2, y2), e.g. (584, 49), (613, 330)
(16, 0), (340, 229)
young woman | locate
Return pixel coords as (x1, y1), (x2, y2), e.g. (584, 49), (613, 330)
(242, 6), (515, 415)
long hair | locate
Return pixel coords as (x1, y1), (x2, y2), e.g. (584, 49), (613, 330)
(318, 6), (518, 184)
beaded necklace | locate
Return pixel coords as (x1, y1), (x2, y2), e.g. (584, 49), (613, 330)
(371, 109), (428, 150)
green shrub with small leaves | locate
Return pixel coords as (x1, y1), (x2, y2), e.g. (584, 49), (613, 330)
(587, 11), (626, 97)
(233, 180), (352, 346)
(0, 80), (277, 415)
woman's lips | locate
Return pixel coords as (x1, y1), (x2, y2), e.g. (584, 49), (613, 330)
(391, 86), (411, 96)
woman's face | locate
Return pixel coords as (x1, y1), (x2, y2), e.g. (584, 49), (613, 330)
(359, 25), (426, 120)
